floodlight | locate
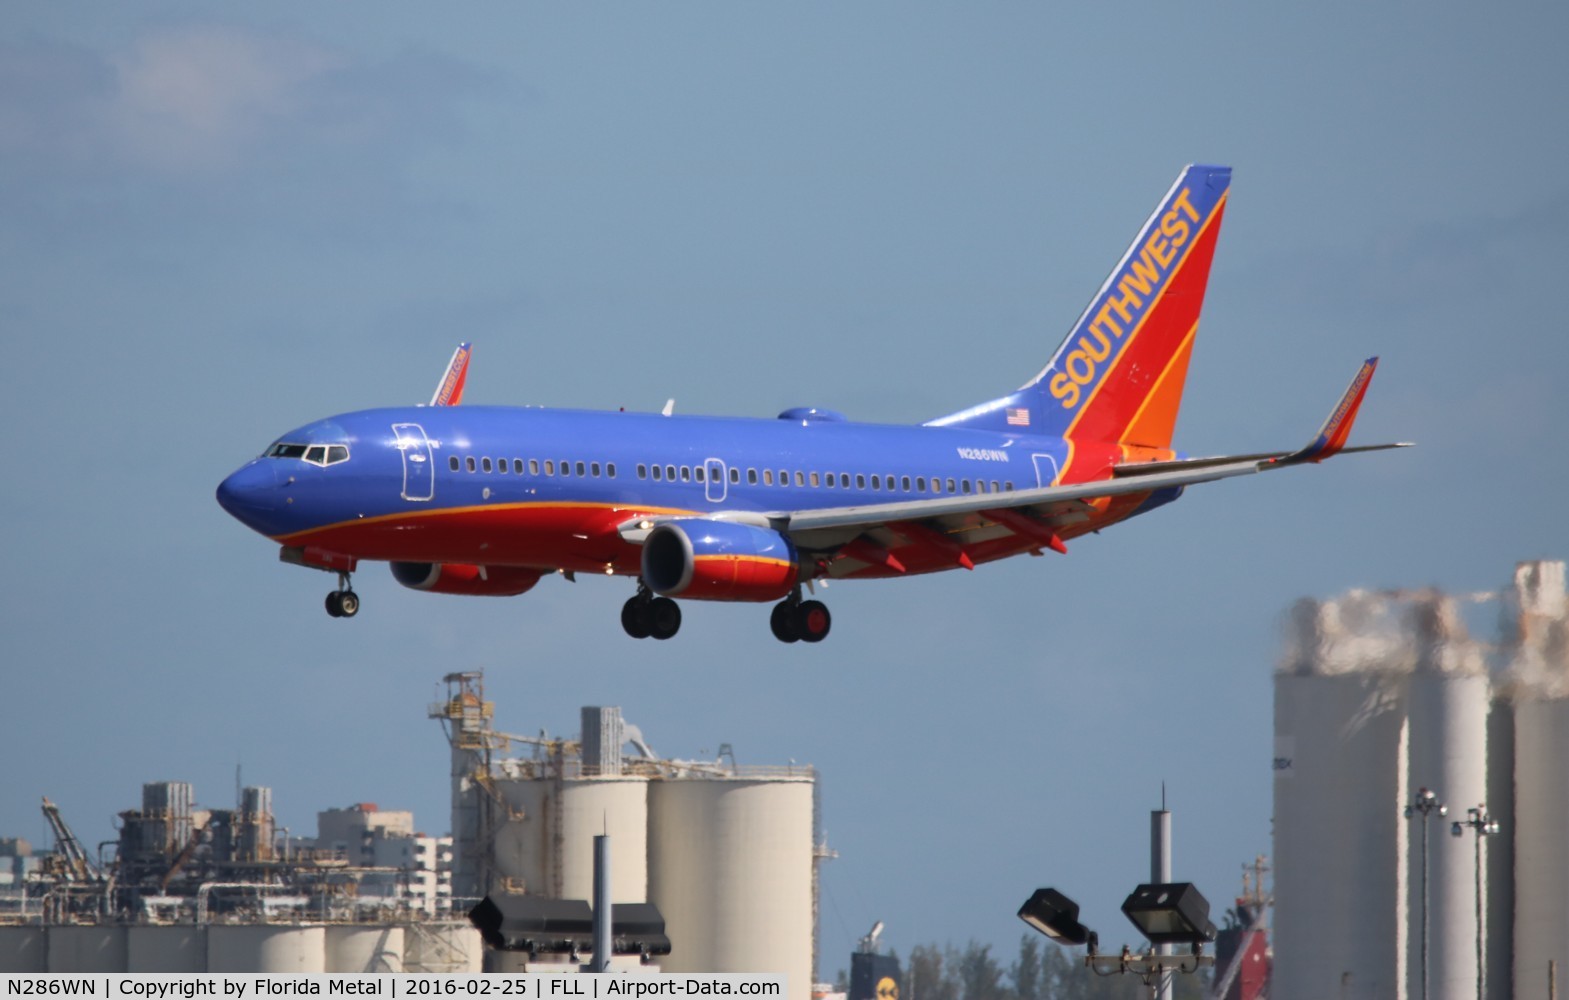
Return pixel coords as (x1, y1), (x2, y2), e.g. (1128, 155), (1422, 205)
(1017, 888), (1091, 946)
(1120, 882), (1216, 947)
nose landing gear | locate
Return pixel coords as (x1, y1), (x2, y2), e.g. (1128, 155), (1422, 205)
(325, 572), (359, 618)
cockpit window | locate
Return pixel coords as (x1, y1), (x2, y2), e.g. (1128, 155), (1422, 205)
(266, 442), (349, 467)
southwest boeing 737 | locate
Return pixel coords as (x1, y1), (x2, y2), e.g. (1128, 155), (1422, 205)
(216, 165), (1407, 642)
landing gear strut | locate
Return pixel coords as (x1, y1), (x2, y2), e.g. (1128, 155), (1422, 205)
(325, 571), (359, 619)
(622, 586), (681, 640)
(770, 593), (830, 644)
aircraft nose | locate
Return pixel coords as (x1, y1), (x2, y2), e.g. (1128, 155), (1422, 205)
(216, 461), (282, 527)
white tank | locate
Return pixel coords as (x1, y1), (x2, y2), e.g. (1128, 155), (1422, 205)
(493, 776), (649, 901)
(325, 925), (403, 973)
(1513, 696), (1569, 992)
(1273, 670), (1409, 1000)
(128, 925), (206, 972)
(206, 924), (326, 973)
(1402, 596), (1489, 1000)
(649, 775), (815, 1000)
(46, 925), (128, 973)
(0, 926), (48, 972)
(403, 920), (484, 973)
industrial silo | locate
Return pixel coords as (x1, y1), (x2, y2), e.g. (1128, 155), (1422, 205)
(1402, 595), (1488, 1000)
(0, 926), (47, 972)
(402, 920), (484, 973)
(649, 773), (815, 1000)
(127, 925), (205, 972)
(206, 924), (326, 973)
(46, 926), (128, 972)
(491, 775), (649, 903)
(325, 925), (404, 973)
(1505, 560), (1569, 993)
(1271, 595), (1410, 1000)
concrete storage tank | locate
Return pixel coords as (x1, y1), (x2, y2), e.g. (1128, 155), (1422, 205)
(325, 925), (403, 973)
(403, 921), (484, 973)
(649, 773), (814, 1000)
(0, 926), (48, 972)
(207, 925), (326, 973)
(128, 925), (205, 972)
(492, 776), (648, 902)
(1402, 596), (1488, 1000)
(1272, 596), (1410, 1000)
(1513, 695), (1569, 992)
(47, 925), (128, 972)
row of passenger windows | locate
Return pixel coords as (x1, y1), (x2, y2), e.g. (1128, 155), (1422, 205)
(634, 462), (1014, 496)
(449, 455), (618, 479)
(448, 453), (1014, 496)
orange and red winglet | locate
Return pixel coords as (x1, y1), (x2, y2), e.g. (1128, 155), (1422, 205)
(430, 342), (472, 407)
(1274, 357), (1380, 466)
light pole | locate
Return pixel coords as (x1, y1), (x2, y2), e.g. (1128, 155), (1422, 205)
(1404, 786), (1447, 1000)
(1451, 804), (1501, 1000)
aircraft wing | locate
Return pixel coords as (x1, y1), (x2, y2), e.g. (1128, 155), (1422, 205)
(617, 358), (1409, 566)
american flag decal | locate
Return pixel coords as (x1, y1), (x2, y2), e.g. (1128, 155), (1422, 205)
(1006, 407), (1030, 426)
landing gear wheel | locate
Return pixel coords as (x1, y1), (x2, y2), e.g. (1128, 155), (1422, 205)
(770, 601), (801, 643)
(796, 599), (830, 643)
(326, 592), (343, 618)
(621, 596), (653, 639)
(649, 597), (682, 640)
(325, 590), (359, 618)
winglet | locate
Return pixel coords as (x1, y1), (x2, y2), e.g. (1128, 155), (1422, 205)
(1278, 357), (1381, 465)
(430, 342), (472, 406)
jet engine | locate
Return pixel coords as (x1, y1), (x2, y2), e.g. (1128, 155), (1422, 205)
(390, 562), (542, 596)
(642, 519), (798, 601)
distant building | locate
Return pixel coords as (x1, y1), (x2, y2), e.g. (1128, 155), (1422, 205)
(312, 804), (452, 915)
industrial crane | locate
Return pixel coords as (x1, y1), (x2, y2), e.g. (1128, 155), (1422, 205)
(40, 797), (103, 883)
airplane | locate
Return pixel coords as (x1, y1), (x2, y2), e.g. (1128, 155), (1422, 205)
(216, 164), (1408, 643)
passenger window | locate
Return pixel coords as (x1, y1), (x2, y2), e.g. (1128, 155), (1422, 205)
(962, 480), (972, 494)
(795, 471), (805, 487)
(514, 459), (524, 474)
(695, 466), (705, 482)
(681, 466), (692, 482)
(810, 472), (820, 487)
(466, 457), (476, 473)
(607, 463), (617, 478)
(530, 459), (540, 475)
(637, 464), (647, 479)
(870, 475), (880, 490)
(856, 475), (866, 489)
(977, 479), (987, 493)
(652, 465), (663, 481)
(561, 459), (571, 477)
(931, 477), (942, 494)
(576, 461), (586, 477)
(1005, 481), (1014, 491)
(946, 478), (956, 493)
(992, 480), (1001, 493)
(778, 470), (787, 485)
(545, 460), (554, 475)
(764, 470), (774, 486)
(729, 467), (740, 484)
(497, 459), (508, 475)
(916, 476), (926, 492)
(748, 469), (758, 485)
(450, 456), (460, 472)
(591, 462), (601, 477)
(840, 473), (850, 488)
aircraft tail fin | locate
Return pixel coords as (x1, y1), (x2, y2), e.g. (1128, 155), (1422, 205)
(927, 164), (1231, 449)
(430, 342), (472, 406)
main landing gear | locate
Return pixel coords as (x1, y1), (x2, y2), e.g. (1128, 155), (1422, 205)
(770, 594), (831, 644)
(325, 571), (359, 619)
(622, 588), (682, 640)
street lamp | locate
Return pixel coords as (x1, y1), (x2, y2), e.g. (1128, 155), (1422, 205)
(1017, 884), (1214, 998)
(1451, 804), (1501, 1000)
(1404, 786), (1447, 1000)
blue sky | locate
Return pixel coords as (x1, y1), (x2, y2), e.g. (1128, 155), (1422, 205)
(3, 0), (1566, 970)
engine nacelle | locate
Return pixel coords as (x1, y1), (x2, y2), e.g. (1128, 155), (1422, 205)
(642, 519), (799, 602)
(390, 562), (542, 596)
